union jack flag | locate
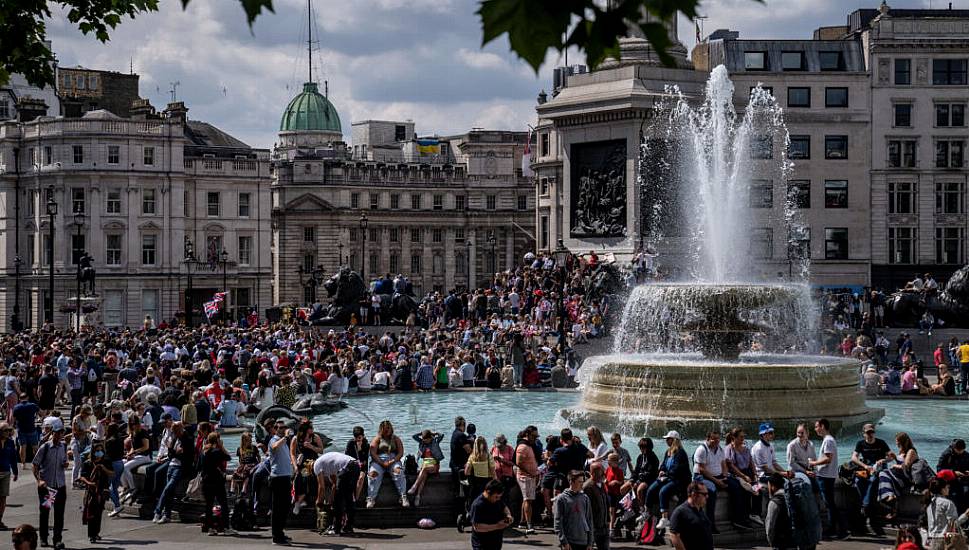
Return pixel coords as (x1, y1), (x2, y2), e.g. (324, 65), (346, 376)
(42, 487), (58, 509)
(203, 291), (228, 319)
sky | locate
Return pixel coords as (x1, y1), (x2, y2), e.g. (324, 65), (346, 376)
(45, 0), (940, 149)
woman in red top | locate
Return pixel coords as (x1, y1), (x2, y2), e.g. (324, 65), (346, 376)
(604, 451), (627, 532)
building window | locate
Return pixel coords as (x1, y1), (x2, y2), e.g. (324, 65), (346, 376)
(143, 146), (154, 166)
(888, 182), (917, 214)
(349, 228), (357, 242)
(788, 180), (810, 208)
(455, 228), (465, 242)
(787, 87), (810, 108)
(238, 236), (252, 265)
(42, 234), (51, 266)
(517, 195), (528, 210)
(0, 99), (8, 119)
(895, 58), (911, 85)
(432, 228), (443, 243)
(389, 228), (400, 242)
(455, 195), (466, 210)
(303, 226), (315, 243)
(142, 188), (156, 214)
(368, 228), (378, 242)
(433, 194), (443, 210)
(72, 145), (83, 164)
(390, 194), (400, 209)
(369, 253), (379, 274)
(781, 51), (805, 71)
(751, 228), (773, 259)
(350, 192), (360, 209)
(824, 87), (848, 108)
(540, 215), (550, 249)
(142, 235), (157, 265)
(824, 135), (848, 159)
(389, 253), (399, 273)
(790, 225), (811, 260)
(824, 228), (848, 259)
(107, 145), (120, 165)
(819, 51), (845, 71)
(936, 182), (965, 214)
(303, 254), (315, 272)
(889, 227), (917, 264)
(456, 253), (467, 275)
(933, 59), (968, 85)
(894, 103), (912, 127)
(410, 194), (421, 209)
(141, 289), (159, 325)
(888, 140), (917, 168)
(936, 227), (965, 264)
(936, 140), (965, 168)
(749, 180), (773, 208)
(539, 178), (550, 196)
(936, 103), (966, 127)
(106, 190), (121, 214)
(207, 192), (220, 216)
(395, 124), (407, 141)
(369, 193), (379, 209)
(71, 234), (85, 264)
(42, 146), (51, 166)
(238, 193), (250, 217)
(744, 51), (767, 70)
(410, 228), (421, 243)
(788, 135), (810, 159)
(410, 254), (422, 274)
(432, 253), (443, 275)
(71, 188), (85, 214)
(486, 195), (497, 210)
(824, 180), (848, 208)
(106, 235), (122, 265)
(750, 135), (772, 159)
(540, 133), (550, 157)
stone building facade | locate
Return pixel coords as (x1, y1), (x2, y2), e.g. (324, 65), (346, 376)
(0, 98), (271, 331)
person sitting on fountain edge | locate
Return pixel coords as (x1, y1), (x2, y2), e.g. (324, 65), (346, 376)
(850, 423), (891, 536)
(692, 430), (728, 534)
(751, 423), (792, 484)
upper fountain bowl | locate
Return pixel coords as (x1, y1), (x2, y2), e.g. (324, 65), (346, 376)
(613, 282), (816, 361)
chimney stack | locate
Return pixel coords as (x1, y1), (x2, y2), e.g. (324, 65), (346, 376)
(130, 98), (156, 120)
(163, 101), (188, 122)
(17, 97), (48, 122)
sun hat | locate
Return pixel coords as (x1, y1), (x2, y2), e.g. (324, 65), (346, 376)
(662, 430), (681, 440)
(758, 422), (775, 435)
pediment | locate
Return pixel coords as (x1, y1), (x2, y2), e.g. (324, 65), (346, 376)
(203, 223), (226, 233)
(103, 221), (126, 231)
(283, 193), (335, 212)
(138, 221), (162, 231)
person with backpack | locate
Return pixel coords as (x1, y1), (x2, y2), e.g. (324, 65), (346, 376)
(765, 472), (821, 550)
(923, 476), (969, 550)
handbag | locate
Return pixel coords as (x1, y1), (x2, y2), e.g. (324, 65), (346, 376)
(185, 473), (205, 502)
(945, 519), (968, 550)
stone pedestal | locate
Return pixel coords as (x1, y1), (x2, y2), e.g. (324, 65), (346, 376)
(67, 294), (102, 330)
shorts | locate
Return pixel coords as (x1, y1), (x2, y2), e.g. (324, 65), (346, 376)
(517, 476), (536, 500)
(17, 431), (39, 446)
(0, 471), (10, 497)
(542, 473), (564, 491)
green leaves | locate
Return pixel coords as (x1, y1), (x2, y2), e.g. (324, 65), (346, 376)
(478, 0), (761, 73)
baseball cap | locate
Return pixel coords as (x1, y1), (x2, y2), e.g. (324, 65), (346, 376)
(662, 430), (681, 440)
(863, 423), (876, 433)
(938, 469), (957, 483)
(43, 417), (64, 432)
(758, 422), (775, 435)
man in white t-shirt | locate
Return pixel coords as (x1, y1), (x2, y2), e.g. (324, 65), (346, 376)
(751, 422), (791, 482)
(810, 418), (848, 539)
(692, 430), (728, 530)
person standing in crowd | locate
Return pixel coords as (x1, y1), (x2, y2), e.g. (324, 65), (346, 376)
(314, 452), (360, 536)
(13, 394), (39, 465)
(200, 432), (233, 535)
(470, 479), (513, 550)
(269, 420), (295, 545)
(924, 477), (969, 550)
(785, 423), (817, 477)
(810, 418), (848, 540)
(668, 481), (714, 550)
(78, 440), (112, 543)
(153, 422), (193, 525)
(32, 417), (68, 550)
(514, 428), (539, 535)
(450, 416), (472, 518)
(0, 423), (17, 529)
(583, 463), (610, 550)
(554, 470), (593, 550)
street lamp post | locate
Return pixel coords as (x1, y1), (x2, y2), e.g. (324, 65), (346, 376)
(220, 249), (229, 324)
(11, 256), (22, 332)
(488, 232), (497, 279)
(553, 240), (571, 352)
(74, 212), (86, 333)
(359, 213), (369, 281)
(465, 240), (472, 290)
(45, 187), (56, 325)
(184, 238), (196, 328)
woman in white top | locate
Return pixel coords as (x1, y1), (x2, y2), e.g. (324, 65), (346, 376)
(923, 477), (969, 549)
(586, 426), (609, 467)
(250, 382), (275, 411)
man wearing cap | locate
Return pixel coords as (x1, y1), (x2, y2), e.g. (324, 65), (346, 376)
(751, 423), (791, 483)
(851, 423), (891, 535)
(31, 418), (68, 549)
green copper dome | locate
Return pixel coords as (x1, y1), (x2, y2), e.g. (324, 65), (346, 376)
(279, 82), (341, 133)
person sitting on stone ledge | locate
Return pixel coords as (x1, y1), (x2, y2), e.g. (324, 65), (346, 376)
(406, 429), (443, 506)
(645, 431), (690, 531)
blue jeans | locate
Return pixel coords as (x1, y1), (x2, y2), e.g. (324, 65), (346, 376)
(110, 460), (124, 508)
(960, 363), (969, 395)
(645, 478), (682, 514)
(855, 474), (878, 508)
(367, 454), (405, 500)
(154, 463), (182, 518)
(819, 476), (847, 536)
(694, 475), (721, 526)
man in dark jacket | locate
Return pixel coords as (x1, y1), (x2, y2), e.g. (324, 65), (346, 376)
(938, 439), (969, 512)
(765, 474), (792, 549)
(583, 463), (610, 550)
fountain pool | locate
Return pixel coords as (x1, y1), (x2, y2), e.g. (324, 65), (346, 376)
(221, 391), (959, 469)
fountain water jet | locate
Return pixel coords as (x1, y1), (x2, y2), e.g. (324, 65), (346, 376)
(569, 66), (882, 437)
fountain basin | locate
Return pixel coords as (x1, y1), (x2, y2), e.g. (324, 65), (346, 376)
(569, 353), (883, 438)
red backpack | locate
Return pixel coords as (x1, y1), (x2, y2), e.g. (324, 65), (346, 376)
(638, 514), (658, 545)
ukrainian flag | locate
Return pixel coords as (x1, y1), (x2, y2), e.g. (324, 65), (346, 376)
(417, 139), (440, 154)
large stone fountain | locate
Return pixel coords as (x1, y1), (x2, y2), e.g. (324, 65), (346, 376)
(570, 66), (882, 437)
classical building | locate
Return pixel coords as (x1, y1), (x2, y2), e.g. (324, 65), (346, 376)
(536, 3), (969, 289)
(0, 93), (271, 331)
(270, 82), (534, 305)
(56, 66), (139, 118)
